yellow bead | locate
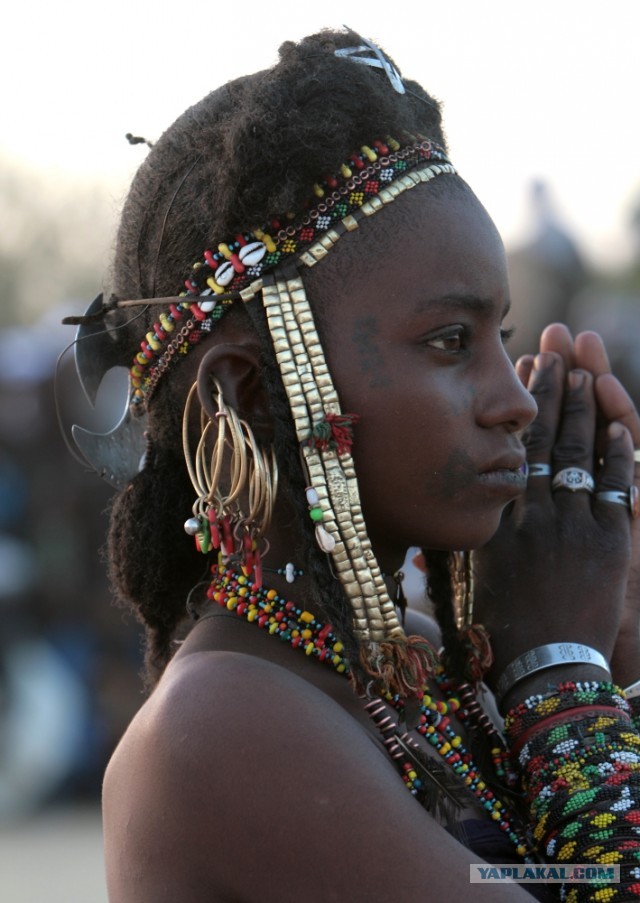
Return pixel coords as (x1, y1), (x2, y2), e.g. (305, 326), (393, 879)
(254, 230), (276, 252)
(361, 144), (377, 162)
(269, 623), (278, 634)
(206, 276), (225, 294)
(300, 610), (314, 623)
(146, 331), (161, 351)
(491, 810), (501, 820)
(305, 643), (314, 656)
(439, 742), (451, 755)
(340, 163), (352, 178)
(302, 629), (312, 640)
(159, 313), (174, 332)
(333, 642), (344, 653)
(218, 243), (232, 259)
(313, 183), (324, 198)
(451, 736), (462, 748)
(247, 610), (258, 622)
(337, 664), (346, 673)
(267, 589), (277, 600)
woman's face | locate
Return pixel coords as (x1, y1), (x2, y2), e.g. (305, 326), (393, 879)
(311, 182), (537, 566)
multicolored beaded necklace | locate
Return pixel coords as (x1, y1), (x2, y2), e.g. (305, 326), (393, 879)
(202, 564), (531, 860)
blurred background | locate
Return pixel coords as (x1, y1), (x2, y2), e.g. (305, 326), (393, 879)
(1, 1), (639, 899)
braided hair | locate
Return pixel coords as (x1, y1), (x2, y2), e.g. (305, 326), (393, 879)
(105, 29), (461, 687)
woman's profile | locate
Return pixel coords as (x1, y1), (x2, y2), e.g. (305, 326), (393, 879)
(66, 29), (640, 902)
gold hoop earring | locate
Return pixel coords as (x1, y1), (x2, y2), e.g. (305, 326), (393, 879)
(182, 378), (278, 582)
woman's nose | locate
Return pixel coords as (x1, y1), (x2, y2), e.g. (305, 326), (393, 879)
(478, 349), (538, 432)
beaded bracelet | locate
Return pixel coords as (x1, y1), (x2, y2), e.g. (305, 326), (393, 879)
(504, 681), (629, 742)
(504, 684), (640, 900)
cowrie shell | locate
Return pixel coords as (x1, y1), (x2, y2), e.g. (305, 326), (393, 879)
(239, 241), (267, 266)
(214, 261), (235, 286)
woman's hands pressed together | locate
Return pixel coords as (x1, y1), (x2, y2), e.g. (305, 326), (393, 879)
(474, 324), (639, 706)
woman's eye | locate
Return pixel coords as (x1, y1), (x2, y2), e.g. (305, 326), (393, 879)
(501, 325), (516, 345)
(425, 328), (465, 353)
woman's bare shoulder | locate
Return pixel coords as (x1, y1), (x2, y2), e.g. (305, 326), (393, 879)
(103, 649), (532, 903)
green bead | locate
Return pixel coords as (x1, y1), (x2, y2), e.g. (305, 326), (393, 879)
(309, 506), (323, 522)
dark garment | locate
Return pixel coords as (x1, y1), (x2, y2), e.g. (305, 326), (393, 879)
(454, 819), (556, 902)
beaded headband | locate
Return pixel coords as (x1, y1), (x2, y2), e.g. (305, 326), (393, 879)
(126, 137), (453, 412)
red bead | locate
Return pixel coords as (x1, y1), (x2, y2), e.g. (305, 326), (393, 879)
(229, 252), (245, 274)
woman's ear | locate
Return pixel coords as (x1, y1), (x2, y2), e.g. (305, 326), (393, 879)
(196, 344), (273, 440)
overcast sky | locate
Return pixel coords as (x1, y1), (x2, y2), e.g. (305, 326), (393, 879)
(2, 0), (639, 266)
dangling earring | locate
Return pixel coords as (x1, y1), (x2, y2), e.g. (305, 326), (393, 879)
(182, 378), (278, 584)
(236, 419), (278, 586)
(182, 379), (244, 558)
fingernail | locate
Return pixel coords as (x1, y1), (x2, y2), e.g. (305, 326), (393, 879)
(568, 370), (585, 389)
(608, 421), (624, 438)
(534, 353), (553, 371)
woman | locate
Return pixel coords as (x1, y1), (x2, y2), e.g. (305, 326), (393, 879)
(69, 29), (640, 900)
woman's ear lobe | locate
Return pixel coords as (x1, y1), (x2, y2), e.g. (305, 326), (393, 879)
(196, 344), (273, 438)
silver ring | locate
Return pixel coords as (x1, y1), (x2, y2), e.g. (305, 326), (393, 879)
(528, 463), (552, 477)
(596, 486), (640, 519)
(551, 467), (595, 493)
(634, 449), (640, 465)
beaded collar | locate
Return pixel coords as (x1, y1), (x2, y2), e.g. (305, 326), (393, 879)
(128, 136), (453, 411)
(202, 564), (531, 859)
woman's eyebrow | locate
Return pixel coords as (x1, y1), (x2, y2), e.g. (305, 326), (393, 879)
(414, 294), (512, 319)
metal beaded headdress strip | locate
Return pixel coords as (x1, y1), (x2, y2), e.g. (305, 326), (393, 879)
(122, 136), (456, 695)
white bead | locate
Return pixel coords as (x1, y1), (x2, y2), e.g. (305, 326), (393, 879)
(285, 562), (295, 583)
(184, 517), (200, 536)
(199, 299), (217, 312)
(306, 487), (319, 505)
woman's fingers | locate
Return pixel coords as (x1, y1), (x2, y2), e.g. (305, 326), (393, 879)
(521, 352), (564, 498)
(574, 330), (612, 377)
(539, 323), (575, 370)
(595, 373), (640, 448)
(515, 354), (534, 389)
(550, 369), (598, 510)
(593, 421), (637, 524)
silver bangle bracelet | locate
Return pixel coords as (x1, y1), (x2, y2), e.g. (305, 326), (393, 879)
(624, 679), (640, 700)
(495, 643), (611, 702)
